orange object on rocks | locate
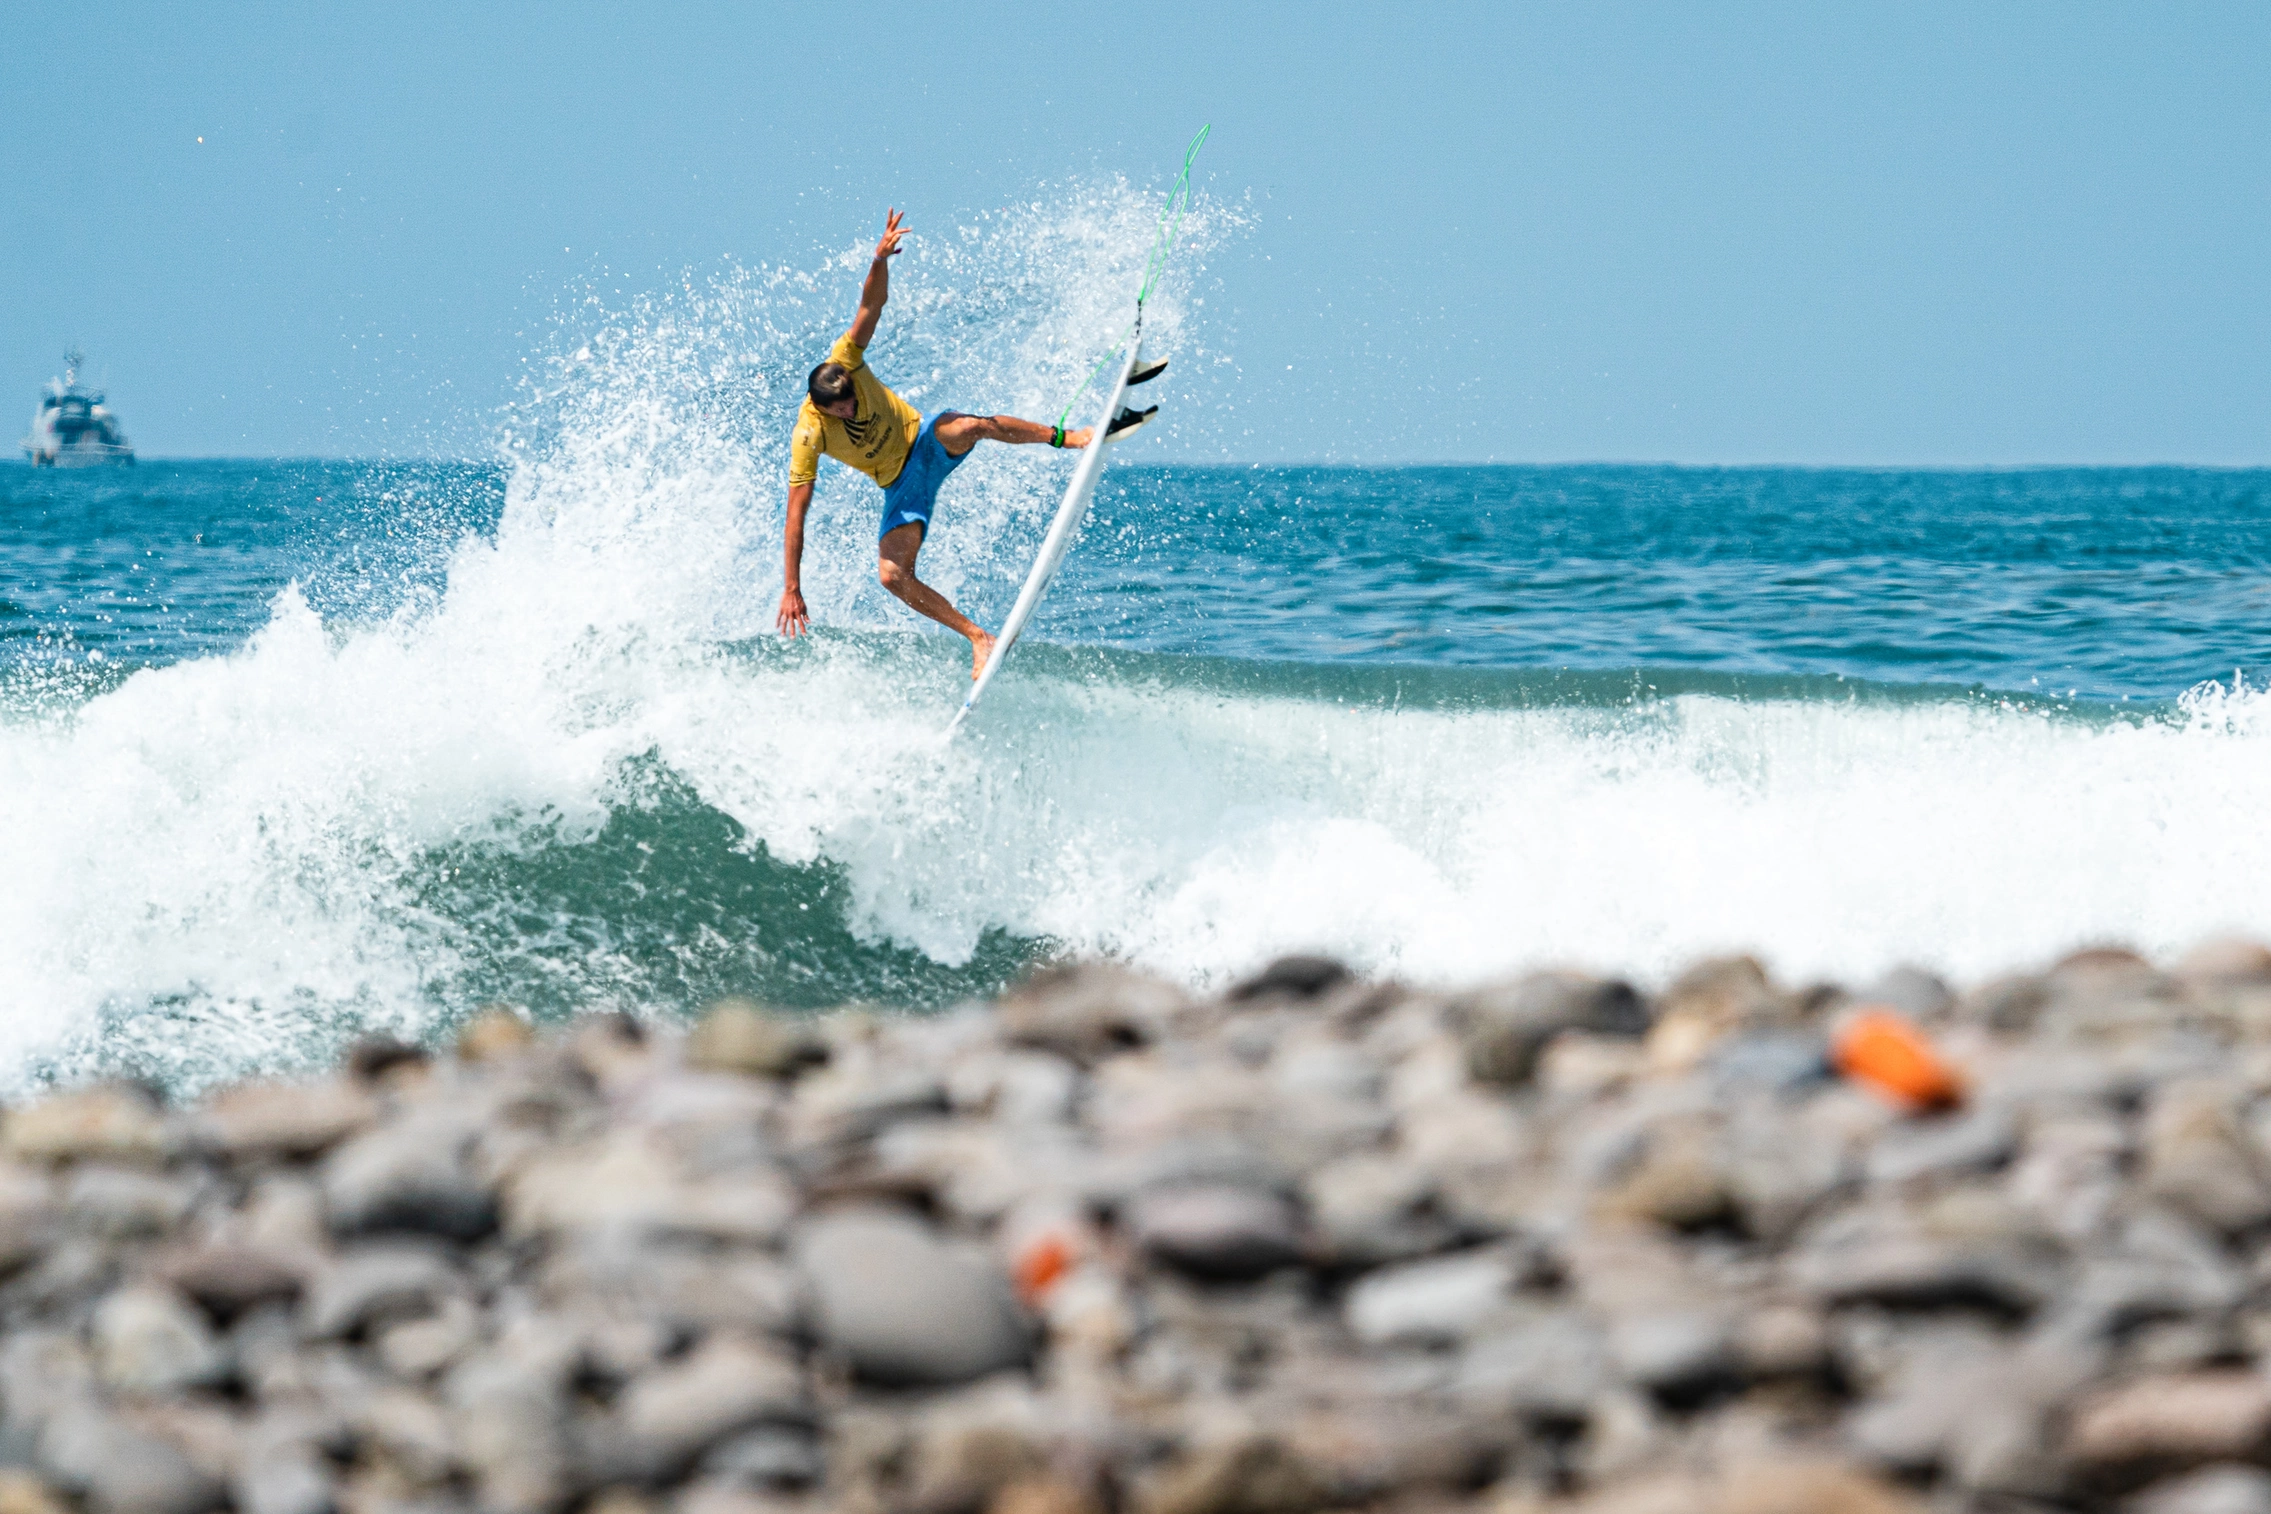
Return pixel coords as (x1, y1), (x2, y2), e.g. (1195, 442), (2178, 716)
(1013, 1229), (1077, 1307)
(1833, 1009), (1966, 1110)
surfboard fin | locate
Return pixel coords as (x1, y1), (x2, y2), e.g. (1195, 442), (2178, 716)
(1106, 404), (1158, 441)
(1127, 356), (1169, 387)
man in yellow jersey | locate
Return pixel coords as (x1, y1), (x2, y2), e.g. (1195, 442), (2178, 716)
(774, 209), (1153, 678)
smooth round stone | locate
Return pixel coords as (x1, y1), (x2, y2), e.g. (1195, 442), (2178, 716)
(1124, 1183), (1305, 1282)
(792, 1206), (1032, 1387)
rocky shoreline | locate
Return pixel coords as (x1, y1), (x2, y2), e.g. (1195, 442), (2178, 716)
(7, 945), (2271, 1513)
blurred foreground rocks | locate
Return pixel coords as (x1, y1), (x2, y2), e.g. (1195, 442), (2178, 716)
(4, 947), (2271, 1510)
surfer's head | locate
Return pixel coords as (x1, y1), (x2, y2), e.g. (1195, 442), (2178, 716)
(808, 363), (858, 419)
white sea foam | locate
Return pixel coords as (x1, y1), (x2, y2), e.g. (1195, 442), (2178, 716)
(1, 184), (2266, 1089)
(685, 648), (2271, 993)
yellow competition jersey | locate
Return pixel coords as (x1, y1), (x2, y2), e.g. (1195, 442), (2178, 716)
(787, 332), (923, 489)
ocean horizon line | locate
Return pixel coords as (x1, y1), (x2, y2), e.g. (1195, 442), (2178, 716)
(10, 453), (2271, 473)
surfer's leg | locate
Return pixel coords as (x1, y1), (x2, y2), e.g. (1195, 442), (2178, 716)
(878, 522), (995, 679)
(934, 413), (1093, 453)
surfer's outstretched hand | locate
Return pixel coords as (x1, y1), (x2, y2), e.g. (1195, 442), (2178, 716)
(776, 586), (809, 637)
(874, 209), (908, 261)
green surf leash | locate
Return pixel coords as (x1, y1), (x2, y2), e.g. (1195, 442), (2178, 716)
(1053, 125), (1212, 431)
(1139, 123), (1210, 307)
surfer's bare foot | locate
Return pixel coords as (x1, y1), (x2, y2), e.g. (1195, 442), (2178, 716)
(970, 630), (996, 680)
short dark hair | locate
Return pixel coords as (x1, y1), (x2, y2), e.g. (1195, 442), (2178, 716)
(808, 362), (855, 410)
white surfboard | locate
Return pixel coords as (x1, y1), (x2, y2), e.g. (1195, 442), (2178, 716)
(944, 338), (1144, 737)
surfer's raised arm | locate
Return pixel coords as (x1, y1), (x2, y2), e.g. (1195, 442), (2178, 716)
(847, 209), (907, 348)
(778, 212), (902, 639)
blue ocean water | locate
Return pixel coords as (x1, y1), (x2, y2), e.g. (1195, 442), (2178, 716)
(1, 187), (2266, 1091)
(10, 460), (2264, 698)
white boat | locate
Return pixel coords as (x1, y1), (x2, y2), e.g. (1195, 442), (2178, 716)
(22, 349), (134, 466)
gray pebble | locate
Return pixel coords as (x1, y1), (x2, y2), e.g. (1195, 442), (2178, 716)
(996, 961), (1179, 1058)
(1460, 971), (1647, 1087)
(3, 1086), (170, 1167)
(1706, 1030), (1832, 1096)
(63, 1168), (199, 1241)
(156, 1243), (308, 1324)
(195, 1079), (376, 1160)
(1608, 1309), (1736, 1400)
(38, 1401), (223, 1514)
(685, 999), (827, 1079)
(444, 1352), (572, 1514)
(1304, 1152), (1462, 1268)
(231, 1452), (335, 1514)
(1124, 1183), (1305, 1282)
(1344, 1249), (1517, 1347)
(322, 1114), (495, 1241)
(1458, 1312), (1608, 1424)
(91, 1288), (229, 1394)
(1865, 1106), (2019, 1187)
(304, 1245), (464, 1339)
(701, 1426), (826, 1491)
(1228, 954), (1352, 1002)
(614, 1335), (810, 1478)
(793, 1206), (1031, 1387)
(2069, 1370), (2271, 1479)
(1787, 1209), (2057, 1316)
(2129, 1466), (2271, 1514)
(1859, 965), (1956, 1020)
(2144, 1080), (2271, 1236)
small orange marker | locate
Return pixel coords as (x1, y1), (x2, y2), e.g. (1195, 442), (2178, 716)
(1013, 1229), (1076, 1307)
(1833, 1010), (1965, 1110)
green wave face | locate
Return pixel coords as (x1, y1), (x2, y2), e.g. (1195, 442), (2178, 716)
(410, 759), (1041, 1020)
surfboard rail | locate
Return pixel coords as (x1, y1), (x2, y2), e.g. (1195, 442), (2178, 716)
(945, 335), (1143, 738)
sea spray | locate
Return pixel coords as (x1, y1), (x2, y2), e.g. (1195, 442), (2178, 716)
(497, 178), (1244, 647)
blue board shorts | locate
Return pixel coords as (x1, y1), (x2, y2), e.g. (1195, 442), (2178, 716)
(878, 412), (970, 541)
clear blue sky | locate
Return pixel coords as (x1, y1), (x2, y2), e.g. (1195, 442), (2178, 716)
(6, 2), (2267, 464)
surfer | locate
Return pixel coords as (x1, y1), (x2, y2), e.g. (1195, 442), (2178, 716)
(775, 210), (1145, 678)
